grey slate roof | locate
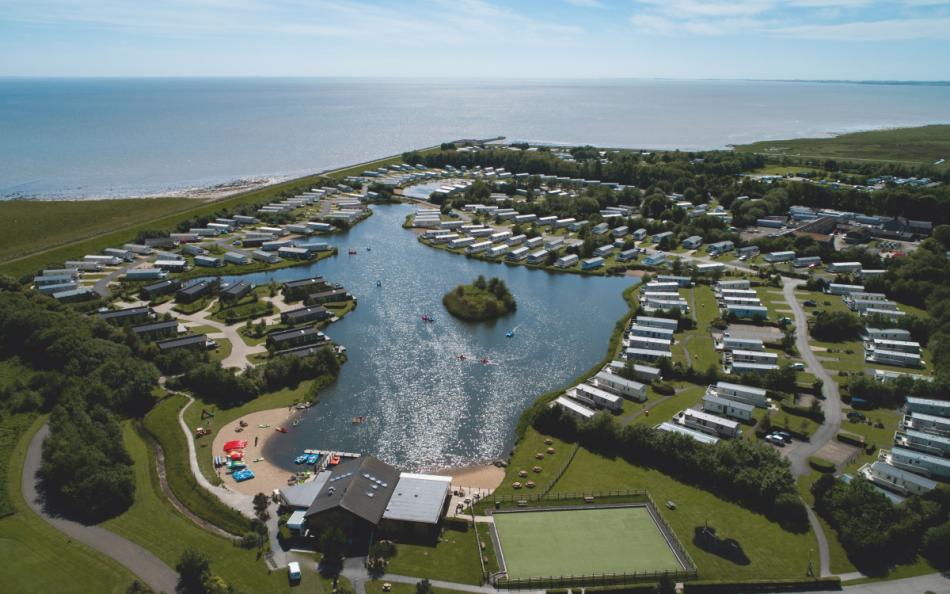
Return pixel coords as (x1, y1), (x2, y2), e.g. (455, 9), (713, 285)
(382, 473), (451, 525)
(305, 456), (399, 525)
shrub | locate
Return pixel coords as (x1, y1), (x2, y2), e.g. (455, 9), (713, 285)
(808, 456), (836, 473)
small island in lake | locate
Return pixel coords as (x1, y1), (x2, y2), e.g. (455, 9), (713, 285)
(443, 275), (517, 321)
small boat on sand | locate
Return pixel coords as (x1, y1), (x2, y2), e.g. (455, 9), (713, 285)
(275, 426), (288, 433)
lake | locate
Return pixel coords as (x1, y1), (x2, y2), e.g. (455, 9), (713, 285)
(210, 203), (635, 471)
(2, 78), (949, 199)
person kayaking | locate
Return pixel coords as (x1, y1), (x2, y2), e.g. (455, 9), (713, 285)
(480, 357), (489, 364)
(376, 280), (382, 287)
(506, 329), (514, 338)
(457, 354), (466, 361)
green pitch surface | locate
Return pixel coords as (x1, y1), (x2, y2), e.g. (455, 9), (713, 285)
(493, 506), (683, 579)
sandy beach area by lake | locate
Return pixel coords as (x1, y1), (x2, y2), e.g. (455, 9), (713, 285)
(211, 407), (304, 496)
(435, 463), (505, 492)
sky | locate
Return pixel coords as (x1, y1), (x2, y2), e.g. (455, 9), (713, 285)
(1, 0), (949, 80)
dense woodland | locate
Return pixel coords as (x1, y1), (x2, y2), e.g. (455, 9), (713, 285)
(0, 277), (340, 521)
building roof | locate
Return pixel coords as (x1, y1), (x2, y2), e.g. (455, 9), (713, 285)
(156, 334), (207, 351)
(132, 320), (178, 334)
(99, 306), (150, 320)
(305, 456), (400, 525)
(283, 276), (328, 290)
(178, 281), (210, 296)
(703, 393), (754, 412)
(655, 422), (719, 445)
(281, 473), (331, 509)
(221, 280), (251, 297)
(381, 473), (451, 525)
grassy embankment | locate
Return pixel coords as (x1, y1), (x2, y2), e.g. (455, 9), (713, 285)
(0, 146), (438, 280)
(737, 124), (950, 169)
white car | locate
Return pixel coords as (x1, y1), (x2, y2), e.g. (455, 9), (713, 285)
(765, 434), (785, 447)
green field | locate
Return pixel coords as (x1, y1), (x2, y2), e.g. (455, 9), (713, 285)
(493, 506), (682, 579)
(737, 125), (950, 168)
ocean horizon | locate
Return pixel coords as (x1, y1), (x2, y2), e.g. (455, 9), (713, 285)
(2, 77), (949, 200)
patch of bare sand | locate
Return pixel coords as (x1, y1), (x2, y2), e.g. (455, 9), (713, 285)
(211, 408), (301, 496)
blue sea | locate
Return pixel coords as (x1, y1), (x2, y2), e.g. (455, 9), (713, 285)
(1, 78), (949, 199)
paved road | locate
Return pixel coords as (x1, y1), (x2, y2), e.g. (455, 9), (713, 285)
(781, 277), (843, 477)
(22, 424), (179, 594)
(841, 572), (950, 594)
(781, 277), (845, 579)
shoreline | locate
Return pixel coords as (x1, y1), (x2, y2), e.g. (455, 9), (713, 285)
(213, 406), (507, 496)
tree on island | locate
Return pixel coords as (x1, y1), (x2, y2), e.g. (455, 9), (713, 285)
(443, 275), (516, 321)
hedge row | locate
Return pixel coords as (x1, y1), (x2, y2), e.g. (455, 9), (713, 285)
(683, 577), (841, 593)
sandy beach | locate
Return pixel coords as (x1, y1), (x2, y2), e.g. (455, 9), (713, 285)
(211, 407), (303, 496)
(436, 463), (506, 492)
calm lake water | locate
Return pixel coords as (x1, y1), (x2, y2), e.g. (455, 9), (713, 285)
(2, 78), (949, 199)
(207, 203), (636, 471)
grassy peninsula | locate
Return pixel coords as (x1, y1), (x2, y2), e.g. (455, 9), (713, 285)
(443, 275), (516, 321)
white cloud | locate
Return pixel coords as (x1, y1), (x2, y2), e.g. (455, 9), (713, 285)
(563, 0), (604, 7)
(775, 16), (950, 40)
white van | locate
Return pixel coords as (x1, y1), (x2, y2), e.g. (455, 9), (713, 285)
(288, 561), (302, 584)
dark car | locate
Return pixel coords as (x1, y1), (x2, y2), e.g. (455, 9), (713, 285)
(803, 299), (817, 307)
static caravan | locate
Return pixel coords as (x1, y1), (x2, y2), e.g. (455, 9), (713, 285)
(536, 216), (557, 227)
(507, 234), (527, 246)
(514, 214), (537, 224)
(37, 282), (78, 295)
(466, 241), (492, 255)
(792, 256), (822, 268)
(124, 269), (167, 281)
(594, 245), (614, 258)
(682, 235), (703, 250)
(763, 251), (795, 263)
(886, 447), (950, 479)
(490, 231), (512, 242)
(729, 361), (779, 374)
(643, 252), (667, 266)
(826, 283), (864, 296)
(720, 337), (765, 352)
(123, 243), (153, 255)
(545, 237), (564, 250)
(656, 422), (720, 445)
(732, 349), (778, 365)
(635, 316), (679, 332)
(696, 263), (724, 274)
(607, 361), (662, 383)
(625, 347), (671, 363)
(707, 241), (734, 256)
(278, 247), (313, 260)
(507, 246), (529, 261)
(84, 255), (121, 266)
(182, 244), (207, 256)
(656, 275), (693, 288)
(488, 244), (509, 258)
(155, 259), (187, 272)
(252, 250), (281, 264)
(190, 228), (219, 238)
(702, 394), (754, 422)
(224, 252), (251, 264)
(713, 381), (768, 408)
(862, 328), (913, 342)
(258, 226), (288, 237)
(556, 254), (579, 268)
(894, 429), (950, 457)
(33, 274), (76, 287)
(827, 261), (862, 274)
(449, 237), (476, 249)
(470, 228), (493, 238)
(737, 246), (759, 258)
(869, 339), (920, 354)
(902, 412), (950, 437)
(632, 228), (647, 241)
(859, 461), (938, 497)
(612, 226), (629, 238)
(103, 247), (135, 262)
(554, 396), (596, 421)
(65, 260), (103, 272)
(591, 371), (646, 402)
(652, 231), (673, 244)
(865, 348), (921, 368)
(262, 240), (292, 252)
(571, 384), (622, 412)
(628, 324), (675, 340)
(716, 279), (750, 290)
(194, 255), (224, 268)
(678, 409), (741, 439)
(527, 249), (549, 264)
(582, 257), (605, 270)
(169, 232), (199, 243)
(723, 296), (763, 307)
(725, 304), (768, 319)
(618, 248), (639, 262)
(554, 218), (576, 229)
(525, 237), (544, 249)
(905, 397), (950, 418)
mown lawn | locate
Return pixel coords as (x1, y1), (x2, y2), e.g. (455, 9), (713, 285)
(0, 415), (136, 594)
(104, 422), (305, 593)
(553, 445), (819, 581)
(383, 523), (483, 585)
(630, 384), (707, 427)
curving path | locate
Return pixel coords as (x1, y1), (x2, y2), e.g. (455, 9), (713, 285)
(781, 277), (845, 579)
(22, 423), (179, 594)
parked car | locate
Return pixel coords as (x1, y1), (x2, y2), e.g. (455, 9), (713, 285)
(790, 362), (805, 371)
(804, 300), (817, 307)
(776, 431), (793, 443)
(847, 411), (866, 421)
(765, 434), (785, 446)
